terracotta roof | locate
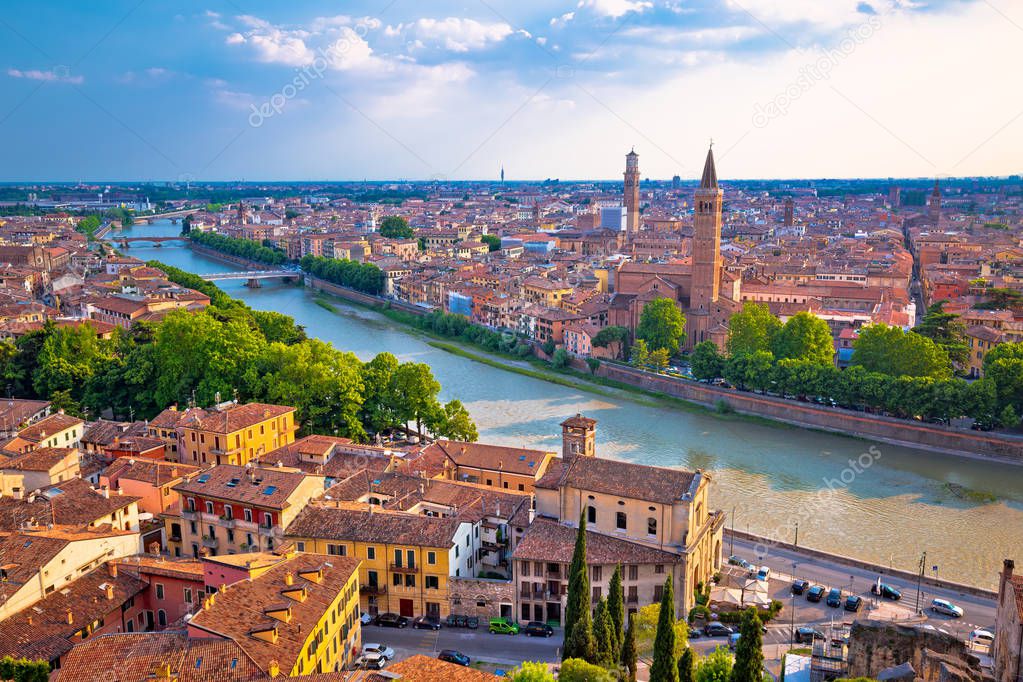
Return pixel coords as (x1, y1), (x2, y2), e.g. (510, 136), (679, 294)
(55, 632), (266, 681)
(535, 456), (698, 505)
(102, 458), (200, 488)
(174, 464), (315, 510)
(0, 477), (140, 529)
(512, 517), (680, 564)
(560, 413), (596, 428)
(286, 507), (463, 548)
(178, 403), (294, 434)
(1010, 575), (1023, 621)
(427, 440), (554, 476)
(187, 553), (360, 675)
(17, 412), (83, 443)
(372, 655), (501, 681)
(0, 446), (75, 472)
(81, 419), (148, 447)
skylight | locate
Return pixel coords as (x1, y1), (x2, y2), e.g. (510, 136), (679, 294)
(262, 485), (278, 495)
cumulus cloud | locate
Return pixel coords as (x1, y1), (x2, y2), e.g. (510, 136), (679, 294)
(579, 0), (653, 19)
(392, 17), (516, 52)
(7, 68), (82, 84)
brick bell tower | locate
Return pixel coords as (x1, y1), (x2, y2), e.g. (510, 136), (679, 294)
(624, 149), (640, 239)
(691, 143), (723, 313)
(561, 414), (597, 458)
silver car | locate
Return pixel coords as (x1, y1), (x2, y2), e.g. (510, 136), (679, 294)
(930, 598), (963, 617)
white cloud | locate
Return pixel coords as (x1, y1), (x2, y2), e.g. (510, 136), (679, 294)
(7, 68), (82, 84)
(579, 0), (653, 19)
(403, 17), (515, 52)
(550, 11), (575, 27)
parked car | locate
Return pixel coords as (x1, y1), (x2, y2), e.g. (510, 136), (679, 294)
(970, 629), (994, 649)
(438, 650), (470, 666)
(376, 613), (409, 628)
(704, 622), (733, 637)
(465, 616), (479, 630)
(445, 614), (463, 628)
(523, 621), (555, 637)
(791, 579), (810, 595)
(361, 644), (395, 660)
(728, 555), (752, 570)
(360, 612), (377, 626)
(844, 595), (863, 612)
(354, 653), (386, 670)
(728, 633), (742, 650)
(795, 627), (824, 644)
(930, 599), (964, 617)
(413, 615), (442, 630)
(489, 619), (519, 635)
(871, 583), (902, 600)
(826, 588), (843, 607)
(756, 566), (771, 582)
(806, 585), (826, 602)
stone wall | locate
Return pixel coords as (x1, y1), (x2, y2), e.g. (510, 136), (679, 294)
(846, 620), (984, 682)
(305, 276), (427, 316)
(447, 577), (515, 620)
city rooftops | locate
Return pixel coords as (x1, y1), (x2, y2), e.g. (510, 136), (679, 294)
(536, 456), (700, 505)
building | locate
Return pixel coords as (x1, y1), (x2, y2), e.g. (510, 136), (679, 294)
(995, 559), (1023, 682)
(423, 439), (558, 494)
(168, 464), (325, 558)
(376, 655), (502, 681)
(186, 552), (363, 676)
(0, 477), (143, 534)
(174, 402), (298, 466)
(99, 458), (201, 516)
(286, 506), (478, 619)
(111, 555), (206, 630)
(5, 411), (84, 453)
(560, 413), (596, 458)
(624, 150), (641, 238)
(0, 447), (80, 498)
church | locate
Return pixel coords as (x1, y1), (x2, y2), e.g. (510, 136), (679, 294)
(608, 146), (741, 351)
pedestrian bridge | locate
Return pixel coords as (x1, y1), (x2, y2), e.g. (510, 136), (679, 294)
(202, 270), (300, 287)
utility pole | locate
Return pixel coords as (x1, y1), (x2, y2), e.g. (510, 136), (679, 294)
(916, 551), (926, 614)
(790, 561), (797, 645)
(729, 505), (735, 556)
(794, 521), (799, 549)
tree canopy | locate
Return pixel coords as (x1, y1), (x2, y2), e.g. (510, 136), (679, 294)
(378, 215), (414, 239)
(189, 230), (287, 266)
(851, 324), (952, 379)
(637, 298), (686, 356)
(771, 311), (834, 365)
(727, 303), (781, 358)
(913, 301), (968, 369)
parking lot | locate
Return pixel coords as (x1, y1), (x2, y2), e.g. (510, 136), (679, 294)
(361, 622), (563, 668)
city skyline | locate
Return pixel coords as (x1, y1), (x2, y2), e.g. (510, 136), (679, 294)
(1, 0), (1021, 181)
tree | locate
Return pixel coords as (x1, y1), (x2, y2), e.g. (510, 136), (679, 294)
(723, 350), (774, 392)
(586, 357), (601, 375)
(429, 399), (479, 441)
(481, 234), (502, 251)
(608, 565), (624, 659)
(771, 311), (834, 365)
(622, 613), (638, 682)
(563, 511), (594, 662)
(999, 404), (1020, 429)
(727, 303), (781, 358)
(378, 215), (414, 239)
(0, 656), (50, 682)
(690, 341), (724, 380)
(633, 602), (688, 659)
(913, 301), (968, 369)
(391, 361), (442, 437)
(630, 339), (649, 367)
(851, 324), (952, 379)
(679, 647), (696, 682)
(560, 658), (616, 682)
(649, 576), (680, 682)
(593, 598), (616, 667)
(592, 325), (630, 360)
(695, 647), (734, 682)
(649, 347), (671, 371)
(551, 348), (570, 369)
(637, 298), (686, 355)
(729, 608), (764, 682)
(984, 342), (1023, 412)
(508, 661), (555, 681)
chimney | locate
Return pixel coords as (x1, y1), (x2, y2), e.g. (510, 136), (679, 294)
(105, 583), (115, 600)
(108, 562), (118, 578)
(284, 571), (294, 586)
(268, 660), (280, 677)
(101, 486), (110, 499)
(1005, 558), (1015, 579)
(66, 609), (73, 625)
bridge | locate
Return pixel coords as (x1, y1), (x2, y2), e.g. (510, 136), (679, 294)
(202, 270), (300, 288)
(116, 236), (190, 248)
(131, 208), (202, 224)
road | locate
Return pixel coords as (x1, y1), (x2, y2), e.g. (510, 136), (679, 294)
(362, 623), (563, 668)
(727, 537), (996, 641)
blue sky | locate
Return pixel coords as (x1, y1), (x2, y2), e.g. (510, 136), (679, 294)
(1, 0), (1020, 181)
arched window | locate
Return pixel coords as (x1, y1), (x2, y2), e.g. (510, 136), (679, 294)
(647, 517), (657, 536)
(157, 609), (167, 627)
(587, 506), (596, 524)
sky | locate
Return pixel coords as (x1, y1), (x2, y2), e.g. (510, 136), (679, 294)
(1, 0), (1021, 182)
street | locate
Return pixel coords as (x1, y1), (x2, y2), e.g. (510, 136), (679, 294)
(362, 623), (563, 668)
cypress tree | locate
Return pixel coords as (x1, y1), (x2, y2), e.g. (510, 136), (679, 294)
(730, 607), (765, 682)
(622, 613), (638, 682)
(593, 597), (616, 667)
(607, 564), (624, 659)
(678, 647), (696, 682)
(563, 511), (594, 661)
(649, 576), (680, 682)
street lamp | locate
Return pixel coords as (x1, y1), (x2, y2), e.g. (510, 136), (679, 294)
(794, 521), (799, 549)
(790, 561), (797, 645)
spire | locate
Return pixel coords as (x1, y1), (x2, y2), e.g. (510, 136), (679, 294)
(699, 144), (718, 190)
(932, 178), (940, 196)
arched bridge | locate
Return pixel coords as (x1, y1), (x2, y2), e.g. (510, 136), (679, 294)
(202, 270), (300, 288)
(116, 236), (190, 248)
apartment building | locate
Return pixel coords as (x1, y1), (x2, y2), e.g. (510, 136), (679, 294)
(170, 402), (297, 466)
(422, 439), (557, 494)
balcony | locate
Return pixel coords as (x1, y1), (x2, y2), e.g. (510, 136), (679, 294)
(257, 525), (281, 538)
(201, 536), (219, 549)
(389, 563), (418, 573)
(181, 509), (198, 521)
(360, 584), (387, 595)
(219, 516), (236, 529)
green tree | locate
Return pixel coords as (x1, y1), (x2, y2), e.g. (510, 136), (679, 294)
(563, 511), (595, 662)
(851, 324), (952, 379)
(771, 311), (834, 365)
(586, 357), (601, 375)
(251, 310), (306, 345)
(32, 323), (113, 405)
(727, 303), (781, 358)
(695, 647), (734, 682)
(560, 658), (616, 682)
(551, 348), (570, 369)
(391, 361), (442, 438)
(378, 215), (414, 239)
(607, 565), (624, 659)
(723, 350), (774, 392)
(592, 325), (630, 360)
(729, 608), (764, 682)
(650, 576), (680, 682)
(593, 598), (616, 667)
(508, 661), (555, 681)
(0, 656), (50, 682)
(429, 399), (479, 441)
(637, 298), (686, 355)
(649, 347), (671, 371)
(679, 647), (696, 682)
(690, 341), (724, 380)
(622, 613), (638, 682)
(913, 301), (968, 369)
(481, 234), (502, 251)
(359, 352), (401, 434)
(999, 404), (1020, 429)
(633, 602), (688, 659)
(630, 339), (650, 367)
(984, 342), (1023, 412)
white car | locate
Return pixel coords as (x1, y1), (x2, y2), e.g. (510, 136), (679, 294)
(354, 653), (387, 670)
(362, 643), (395, 660)
(930, 598), (964, 618)
(360, 612), (375, 625)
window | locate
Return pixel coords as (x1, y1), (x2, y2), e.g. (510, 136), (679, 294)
(297, 541), (306, 552)
(244, 509), (252, 522)
(404, 574), (416, 588)
(653, 584), (663, 601)
(425, 576), (439, 590)
(366, 546), (375, 560)
(393, 549), (402, 567)
(223, 505), (233, 520)
(591, 566), (602, 582)
(587, 506), (596, 524)
(407, 549), (415, 568)
(647, 517), (657, 536)
(155, 584), (164, 600)
(616, 512), (627, 530)
(655, 564), (665, 574)
(427, 551), (436, 565)
(184, 588), (193, 604)
(157, 610), (167, 627)
(392, 573), (402, 587)
(628, 565), (639, 581)
(592, 586), (601, 601)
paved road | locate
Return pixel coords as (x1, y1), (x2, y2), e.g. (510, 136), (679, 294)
(362, 624), (563, 667)
(727, 537), (996, 639)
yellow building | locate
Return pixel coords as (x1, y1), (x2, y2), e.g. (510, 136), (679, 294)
(422, 440), (557, 494)
(5, 412), (84, 454)
(187, 552), (363, 676)
(174, 402), (297, 466)
(522, 276), (574, 308)
(287, 506), (478, 619)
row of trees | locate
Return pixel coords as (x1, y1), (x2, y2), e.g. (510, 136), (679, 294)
(1, 263), (477, 443)
(189, 230), (288, 266)
(392, 308), (536, 358)
(76, 214), (102, 239)
(300, 255), (385, 296)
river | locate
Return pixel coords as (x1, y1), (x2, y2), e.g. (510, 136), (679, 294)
(110, 220), (1023, 589)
